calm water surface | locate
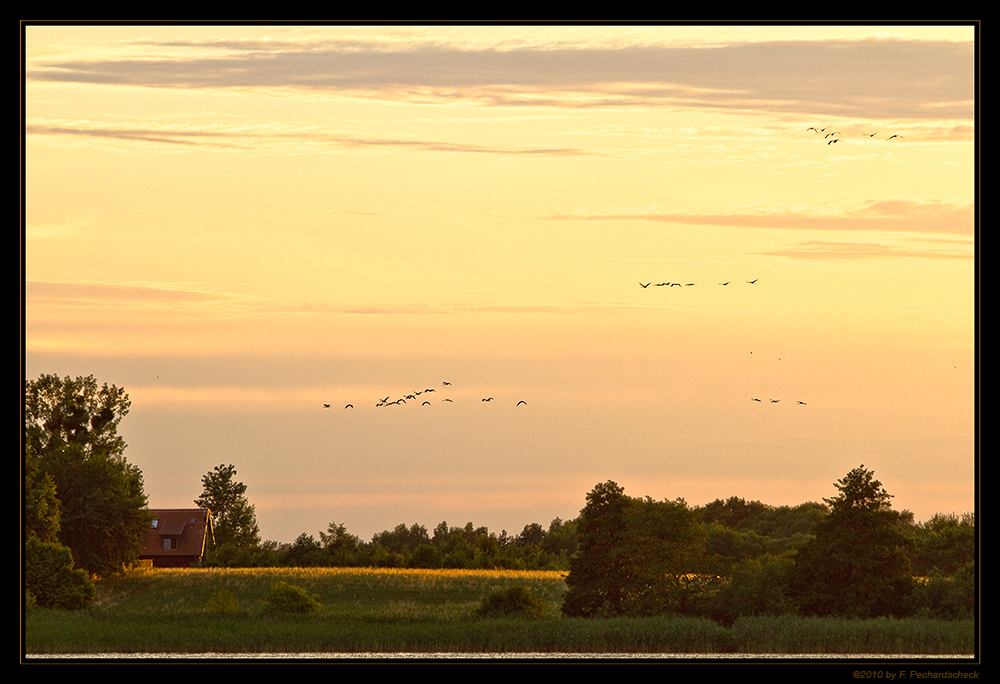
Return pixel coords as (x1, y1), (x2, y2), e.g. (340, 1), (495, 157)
(26, 652), (976, 660)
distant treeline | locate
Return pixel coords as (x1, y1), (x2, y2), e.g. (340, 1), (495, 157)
(202, 497), (974, 582)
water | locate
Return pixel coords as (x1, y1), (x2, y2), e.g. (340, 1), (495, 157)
(25, 652), (976, 660)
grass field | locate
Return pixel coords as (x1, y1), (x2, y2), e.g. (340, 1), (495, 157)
(23, 566), (975, 656)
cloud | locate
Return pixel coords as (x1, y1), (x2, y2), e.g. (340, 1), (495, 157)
(25, 279), (264, 314)
(759, 239), (973, 260)
(27, 38), (974, 120)
(541, 198), (974, 236)
(25, 122), (594, 157)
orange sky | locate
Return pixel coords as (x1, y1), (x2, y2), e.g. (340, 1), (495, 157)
(23, 23), (977, 542)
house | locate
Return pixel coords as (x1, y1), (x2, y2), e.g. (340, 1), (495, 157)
(139, 508), (215, 568)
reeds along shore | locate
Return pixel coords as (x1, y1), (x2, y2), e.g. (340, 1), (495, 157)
(24, 567), (975, 656)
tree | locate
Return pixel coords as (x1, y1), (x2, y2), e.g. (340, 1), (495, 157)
(319, 521), (361, 565)
(794, 465), (915, 617)
(194, 464), (261, 559)
(24, 442), (61, 545)
(561, 481), (632, 617)
(24, 374), (150, 577)
(561, 481), (706, 617)
(24, 442), (97, 609)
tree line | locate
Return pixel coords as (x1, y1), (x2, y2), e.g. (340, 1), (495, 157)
(24, 374), (974, 623)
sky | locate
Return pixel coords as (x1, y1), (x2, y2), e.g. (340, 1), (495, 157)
(23, 22), (978, 545)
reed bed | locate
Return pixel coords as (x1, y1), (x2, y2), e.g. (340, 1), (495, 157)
(24, 567), (974, 656)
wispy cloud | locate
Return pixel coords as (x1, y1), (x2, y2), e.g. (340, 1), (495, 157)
(760, 239), (973, 260)
(25, 121), (594, 157)
(25, 279), (265, 314)
(27, 38), (974, 120)
(541, 198), (974, 236)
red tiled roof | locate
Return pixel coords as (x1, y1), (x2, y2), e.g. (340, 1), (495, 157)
(139, 508), (214, 563)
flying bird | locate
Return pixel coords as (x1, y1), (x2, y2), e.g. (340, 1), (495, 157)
(797, 401), (807, 405)
(828, 138), (842, 144)
(751, 397), (762, 402)
(864, 131), (880, 137)
(746, 279), (758, 284)
(344, 404), (353, 409)
(443, 398), (453, 402)
(422, 401), (431, 406)
(770, 399), (780, 403)
(442, 381), (451, 386)
(640, 282), (651, 288)
(719, 281), (730, 286)
(516, 400), (527, 406)
(323, 404), (331, 408)
(887, 134), (905, 140)
(482, 397), (494, 402)
(806, 127), (820, 133)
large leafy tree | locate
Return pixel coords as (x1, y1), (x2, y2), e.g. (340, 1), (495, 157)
(562, 480), (706, 617)
(194, 463), (261, 558)
(794, 465), (915, 617)
(24, 442), (97, 609)
(24, 374), (150, 578)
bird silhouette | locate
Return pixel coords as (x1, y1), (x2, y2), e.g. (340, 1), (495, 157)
(323, 404), (331, 408)
(482, 397), (494, 402)
(864, 131), (879, 138)
(751, 397), (762, 402)
(719, 281), (730, 286)
(640, 282), (651, 288)
(344, 404), (353, 409)
(443, 398), (453, 402)
(516, 400), (527, 406)
(806, 127), (820, 133)
(422, 401), (431, 406)
(770, 399), (780, 403)
(442, 381), (451, 386)
(797, 401), (807, 405)
(828, 138), (842, 144)
(887, 134), (905, 140)
(746, 279), (758, 284)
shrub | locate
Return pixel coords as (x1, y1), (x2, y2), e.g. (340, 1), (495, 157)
(205, 588), (240, 614)
(474, 586), (548, 619)
(24, 536), (96, 610)
(261, 581), (322, 614)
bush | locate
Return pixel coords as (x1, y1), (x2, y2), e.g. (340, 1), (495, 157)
(24, 536), (96, 610)
(261, 581), (322, 614)
(908, 562), (975, 619)
(205, 588), (240, 614)
(474, 586), (548, 619)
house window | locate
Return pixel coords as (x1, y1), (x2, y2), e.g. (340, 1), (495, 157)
(162, 537), (178, 550)
(152, 519), (158, 529)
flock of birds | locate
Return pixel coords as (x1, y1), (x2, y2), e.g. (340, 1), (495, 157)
(324, 381), (528, 410)
(639, 278), (758, 288)
(806, 125), (906, 145)
(639, 277), (809, 407)
(321, 277), (811, 412)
